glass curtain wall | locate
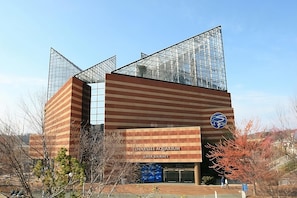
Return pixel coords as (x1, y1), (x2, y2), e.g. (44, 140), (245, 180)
(47, 48), (82, 100)
(90, 82), (105, 125)
(112, 26), (227, 91)
(75, 56), (116, 126)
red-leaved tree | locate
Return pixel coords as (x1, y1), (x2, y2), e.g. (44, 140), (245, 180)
(206, 120), (277, 196)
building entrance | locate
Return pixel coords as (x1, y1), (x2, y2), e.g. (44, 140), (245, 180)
(163, 168), (194, 183)
(140, 163), (198, 184)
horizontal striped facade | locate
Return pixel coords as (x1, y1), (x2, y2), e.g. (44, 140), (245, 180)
(30, 73), (233, 162)
(118, 126), (202, 163)
(30, 77), (91, 158)
(105, 74), (233, 141)
(29, 134), (56, 159)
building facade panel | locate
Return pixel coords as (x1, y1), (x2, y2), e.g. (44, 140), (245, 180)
(29, 134), (56, 159)
(106, 78), (231, 101)
(41, 77), (90, 158)
(117, 126), (202, 163)
(105, 73), (233, 141)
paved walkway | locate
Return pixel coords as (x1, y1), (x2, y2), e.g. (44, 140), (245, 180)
(1, 183), (245, 198)
(99, 183), (243, 197)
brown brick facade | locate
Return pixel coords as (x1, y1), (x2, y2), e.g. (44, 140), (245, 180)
(105, 74), (233, 141)
(30, 73), (233, 163)
(118, 126), (202, 163)
(29, 77), (90, 158)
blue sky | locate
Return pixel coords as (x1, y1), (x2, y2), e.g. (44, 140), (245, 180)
(0, 0), (296, 130)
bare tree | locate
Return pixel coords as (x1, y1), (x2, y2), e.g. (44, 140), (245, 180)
(19, 89), (49, 162)
(19, 90), (85, 197)
(292, 96), (297, 120)
(19, 90), (54, 196)
(275, 95), (297, 130)
(0, 118), (34, 197)
(0, 90), (48, 197)
(17, 89), (139, 197)
(79, 125), (139, 197)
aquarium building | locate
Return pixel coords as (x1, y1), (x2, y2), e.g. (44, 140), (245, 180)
(30, 26), (234, 185)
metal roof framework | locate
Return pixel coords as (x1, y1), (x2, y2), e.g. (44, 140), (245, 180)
(47, 48), (116, 101)
(46, 26), (228, 125)
(112, 26), (227, 91)
(47, 26), (227, 103)
(47, 48), (82, 100)
(75, 56), (116, 83)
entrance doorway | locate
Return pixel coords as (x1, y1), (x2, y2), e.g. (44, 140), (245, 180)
(163, 168), (194, 183)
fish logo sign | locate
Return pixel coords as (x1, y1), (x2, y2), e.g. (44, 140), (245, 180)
(210, 112), (227, 129)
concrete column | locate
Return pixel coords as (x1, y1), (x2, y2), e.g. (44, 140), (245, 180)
(194, 162), (201, 185)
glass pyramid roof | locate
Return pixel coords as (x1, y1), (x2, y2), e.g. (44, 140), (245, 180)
(47, 48), (116, 101)
(75, 56), (116, 83)
(47, 48), (82, 100)
(112, 26), (227, 91)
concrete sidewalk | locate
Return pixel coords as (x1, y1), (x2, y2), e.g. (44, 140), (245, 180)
(94, 183), (243, 198)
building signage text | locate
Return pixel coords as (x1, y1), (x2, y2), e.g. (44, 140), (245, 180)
(133, 146), (181, 159)
(134, 146), (181, 152)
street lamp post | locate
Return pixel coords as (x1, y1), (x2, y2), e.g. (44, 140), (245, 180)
(69, 172), (73, 196)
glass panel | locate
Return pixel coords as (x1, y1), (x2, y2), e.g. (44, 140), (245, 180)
(90, 82), (105, 125)
(112, 26), (227, 91)
(47, 48), (82, 100)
